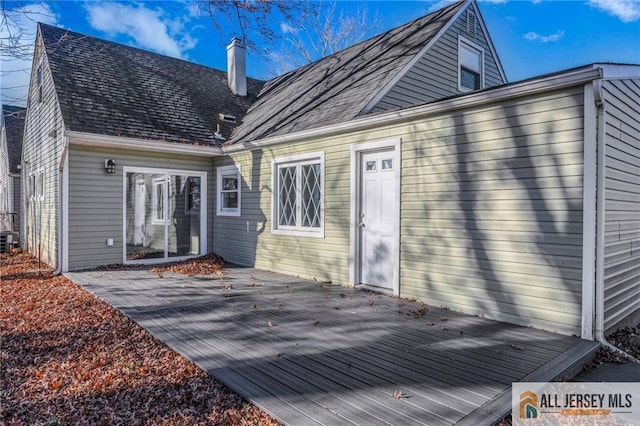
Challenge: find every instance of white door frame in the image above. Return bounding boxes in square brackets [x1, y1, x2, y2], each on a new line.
[349, 138, 401, 296]
[134, 178, 146, 246]
[122, 166, 207, 265]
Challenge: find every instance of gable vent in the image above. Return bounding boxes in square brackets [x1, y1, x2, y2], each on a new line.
[219, 113, 237, 123]
[466, 11, 477, 38]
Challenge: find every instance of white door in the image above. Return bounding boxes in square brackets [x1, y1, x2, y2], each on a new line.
[134, 179, 145, 246]
[359, 150, 397, 291]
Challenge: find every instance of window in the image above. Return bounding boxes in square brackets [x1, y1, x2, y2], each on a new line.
[29, 172, 43, 201]
[272, 152, 324, 237]
[29, 174, 35, 200]
[458, 36, 483, 91]
[216, 165, 241, 216]
[186, 176, 201, 213]
[36, 64, 44, 103]
[37, 172, 44, 199]
[152, 177, 165, 224]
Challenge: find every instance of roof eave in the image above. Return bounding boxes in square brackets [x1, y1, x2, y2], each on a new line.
[66, 130, 223, 157]
[225, 65, 603, 153]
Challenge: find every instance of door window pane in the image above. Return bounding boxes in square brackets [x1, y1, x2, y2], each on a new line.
[126, 171, 202, 261]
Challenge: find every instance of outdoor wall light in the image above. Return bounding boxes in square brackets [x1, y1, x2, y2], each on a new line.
[105, 159, 116, 174]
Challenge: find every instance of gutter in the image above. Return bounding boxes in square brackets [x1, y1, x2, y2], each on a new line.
[66, 131, 224, 157]
[592, 79, 640, 363]
[224, 66, 603, 153]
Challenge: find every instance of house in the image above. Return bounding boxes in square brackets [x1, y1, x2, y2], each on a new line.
[21, 0, 639, 340]
[0, 105, 26, 234]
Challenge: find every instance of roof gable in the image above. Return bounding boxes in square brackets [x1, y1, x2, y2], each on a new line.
[1, 105, 26, 174]
[365, 1, 507, 114]
[38, 23, 264, 146]
[230, 0, 467, 144]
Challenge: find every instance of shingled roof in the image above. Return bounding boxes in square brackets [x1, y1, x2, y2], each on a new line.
[39, 23, 264, 146]
[229, 0, 466, 144]
[2, 105, 26, 174]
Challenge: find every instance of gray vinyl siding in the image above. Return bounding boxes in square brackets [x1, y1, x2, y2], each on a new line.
[21, 38, 65, 266]
[0, 130, 10, 231]
[213, 146, 351, 282]
[371, 9, 505, 113]
[11, 175, 21, 233]
[67, 145, 214, 270]
[602, 78, 640, 331]
[216, 85, 586, 336]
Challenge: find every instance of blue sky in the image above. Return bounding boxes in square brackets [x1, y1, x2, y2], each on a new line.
[2, 0, 639, 106]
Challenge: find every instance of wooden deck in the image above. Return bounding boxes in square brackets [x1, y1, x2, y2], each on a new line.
[66, 265, 598, 426]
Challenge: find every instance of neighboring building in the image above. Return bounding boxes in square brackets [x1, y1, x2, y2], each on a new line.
[21, 0, 639, 339]
[0, 105, 26, 234]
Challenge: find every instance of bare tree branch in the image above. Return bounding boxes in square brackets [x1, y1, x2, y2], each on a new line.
[204, 0, 310, 54]
[267, 2, 382, 76]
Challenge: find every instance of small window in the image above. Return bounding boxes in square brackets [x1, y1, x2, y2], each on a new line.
[186, 177, 201, 213]
[36, 64, 44, 103]
[152, 178, 165, 224]
[272, 152, 324, 237]
[36, 172, 44, 199]
[29, 172, 43, 200]
[458, 36, 483, 92]
[366, 160, 377, 172]
[216, 165, 241, 216]
[29, 174, 35, 200]
[381, 159, 393, 170]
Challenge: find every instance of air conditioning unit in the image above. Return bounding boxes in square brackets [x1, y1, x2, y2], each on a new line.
[0, 231, 19, 253]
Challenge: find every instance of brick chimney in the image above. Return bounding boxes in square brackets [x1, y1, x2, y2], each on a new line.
[227, 38, 246, 96]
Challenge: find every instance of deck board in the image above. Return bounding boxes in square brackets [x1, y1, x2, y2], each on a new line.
[66, 265, 598, 425]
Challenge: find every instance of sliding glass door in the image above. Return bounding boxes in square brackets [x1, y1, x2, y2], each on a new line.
[124, 168, 206, 263]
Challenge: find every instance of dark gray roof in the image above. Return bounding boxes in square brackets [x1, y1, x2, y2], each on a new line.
[229, 0, 466, 144]
[39, 23, 264, 146]
[2, 105, 26, 174]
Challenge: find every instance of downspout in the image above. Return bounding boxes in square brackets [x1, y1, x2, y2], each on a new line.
[53, 136, 69, 275]
[593, 79, 640, 363]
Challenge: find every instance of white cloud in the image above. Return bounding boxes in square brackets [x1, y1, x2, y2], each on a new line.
[524, 30, 565, 43]
[589, 0, 640, 22]
[85, 3, 197, 58]
[0, 3, 59, 106]
[279, 22, 299, 35]
[428, 0, 458, 12]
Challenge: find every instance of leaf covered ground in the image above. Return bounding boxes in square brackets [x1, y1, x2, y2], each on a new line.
[0, 252, 280, 425]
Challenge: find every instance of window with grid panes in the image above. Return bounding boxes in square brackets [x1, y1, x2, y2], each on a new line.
[273, 153, 323, 236]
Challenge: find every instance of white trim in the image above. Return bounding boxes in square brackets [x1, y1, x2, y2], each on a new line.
[271, 151, 325, 238]
[458, 35, 485, 92]
[598, 64, 640, 79]
[594, 82, 607, 337]
[62, 147, 69, 272]
[362, 0, 470, 114]
[581, 83, 598, 340]
[225, 67, 603, 153]
[66, 131, 223, 157]
[151, 177, 166, 225]
[122, 166, 208, 265]
[216, 165, 241, 217]
[349, 138, 401, 296]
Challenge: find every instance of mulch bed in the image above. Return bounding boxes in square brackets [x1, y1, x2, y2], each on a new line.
[0, 252, 281, 425]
